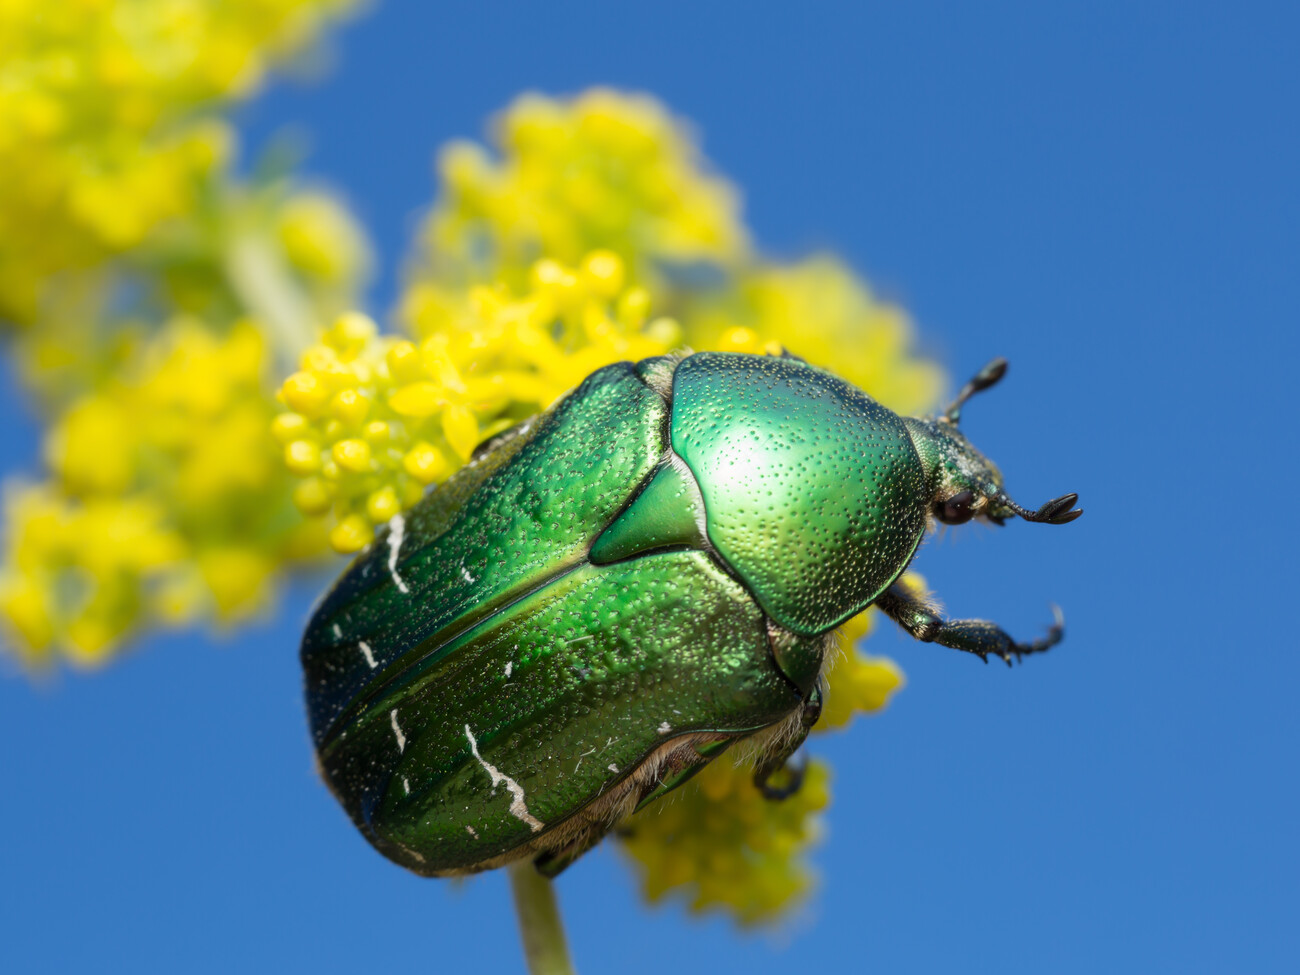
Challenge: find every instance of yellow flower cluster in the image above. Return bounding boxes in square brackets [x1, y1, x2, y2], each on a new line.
[620, 756, 832, 925]
[0, 0, 358, 323]
[276, 190, 372, 296]
[406, 90, 940, 419]
[422, 88, 747, 290]
[818, 609, 907, 731]
[0, 319, 314, 666]
[682, 256, 945, 418]
[278, 252, 681, 552]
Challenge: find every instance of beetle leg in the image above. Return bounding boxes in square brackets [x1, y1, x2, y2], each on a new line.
[876, 583, 1064, 667]
[753, 687, 822, 799]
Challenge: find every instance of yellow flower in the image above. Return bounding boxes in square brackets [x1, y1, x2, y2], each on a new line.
[818, 613, 907, 731]
[620, 755, 832, 926]
[0, 485, 185, 667]
[417, 88, 747, 292]
[276, 190, 372, 295]
[0, 0, 360, 323]
[281, 254, 682, 552]
[680, 255, 946, 417]
[1, 318, 319, 668]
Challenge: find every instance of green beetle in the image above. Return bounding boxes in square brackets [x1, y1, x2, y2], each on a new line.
[302, 351, 1081, 877]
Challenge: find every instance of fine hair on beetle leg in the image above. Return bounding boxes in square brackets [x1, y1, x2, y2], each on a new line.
[735, 706, 813, 768]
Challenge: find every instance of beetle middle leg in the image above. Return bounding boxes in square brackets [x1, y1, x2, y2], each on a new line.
[753, 687, 822, 799]
[876, 582, 1064, 667]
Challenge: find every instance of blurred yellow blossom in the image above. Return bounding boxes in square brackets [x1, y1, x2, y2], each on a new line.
[0, 319, 318, 667]
[0, 0, 359, 323]
[0, 485, 185, 666]
[419, 88, 747, 292]
[276, 190, 372, 295]
[683, 255, 945, 417]
[405, 91, 938, 420]
[280, 253, 681, 552]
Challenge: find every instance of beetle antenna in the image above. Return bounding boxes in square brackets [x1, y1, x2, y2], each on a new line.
[942, 357, 1008, 425]
[996, 491, 1083, 525]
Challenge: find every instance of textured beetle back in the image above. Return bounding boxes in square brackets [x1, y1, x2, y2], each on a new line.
[671, 353, 929, 635]
[300, 360, 804, 875]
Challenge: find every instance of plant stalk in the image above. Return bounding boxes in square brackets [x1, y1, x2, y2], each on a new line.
[508, 862, 577, 975]
[223, 230, 316, 370]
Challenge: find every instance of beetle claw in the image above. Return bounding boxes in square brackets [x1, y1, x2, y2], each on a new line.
[1009, 606, 1067, 658]
[756, 757, 807, 799]
[1036, 493, 1081, 523]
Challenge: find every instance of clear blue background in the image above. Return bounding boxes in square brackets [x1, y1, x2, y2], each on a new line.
[3, 2, 1296, 972]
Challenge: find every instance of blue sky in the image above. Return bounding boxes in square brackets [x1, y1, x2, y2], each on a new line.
[3, 2, 1297, 972]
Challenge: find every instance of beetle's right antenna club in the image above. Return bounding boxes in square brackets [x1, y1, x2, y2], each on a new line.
[942, 357, 1008, 426]
[996, 491, 1084, 525]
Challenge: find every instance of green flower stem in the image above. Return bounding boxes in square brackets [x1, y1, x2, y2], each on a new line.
[508, 862, 577, 975]
[223, 230, 316, 369]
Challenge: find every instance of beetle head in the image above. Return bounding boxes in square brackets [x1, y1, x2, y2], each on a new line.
[908, 358, 1083, 528]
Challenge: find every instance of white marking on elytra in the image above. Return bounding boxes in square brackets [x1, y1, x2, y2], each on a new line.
[574, 745, 596, 774]
[466, 825, 479, 839]
[390, 709, 407, 753]
[608, 763, 620, 774]
[386, 514, 410, 594]
[460, 564, 475, 584]
[565, 634, 594, 645]
[358, 641, 377, 669]
[399, 845, 426, 863]
[657, 721, 672, 734]
[504, 661, 513, 678]
[332, 623, 342, 639]
[465, 724, 544, 832]
[402, 777, 411, 795]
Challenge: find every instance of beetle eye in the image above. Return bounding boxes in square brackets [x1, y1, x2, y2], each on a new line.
[936, 490, 976, 525]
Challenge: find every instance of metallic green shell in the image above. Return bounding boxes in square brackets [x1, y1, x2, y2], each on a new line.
[671, 352, 929, 635]
[327, 554, 795, 874]
[302, 361, 802, 875]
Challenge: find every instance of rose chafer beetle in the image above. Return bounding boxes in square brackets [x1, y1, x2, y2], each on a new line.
[302, 351, 1081, 878]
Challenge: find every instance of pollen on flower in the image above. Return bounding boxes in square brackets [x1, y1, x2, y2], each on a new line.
[276, 257, 682, 552]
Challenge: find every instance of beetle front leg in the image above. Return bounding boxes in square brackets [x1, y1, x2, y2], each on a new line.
[753, 688, 822, 799]
[875, 583, 1064, 667]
